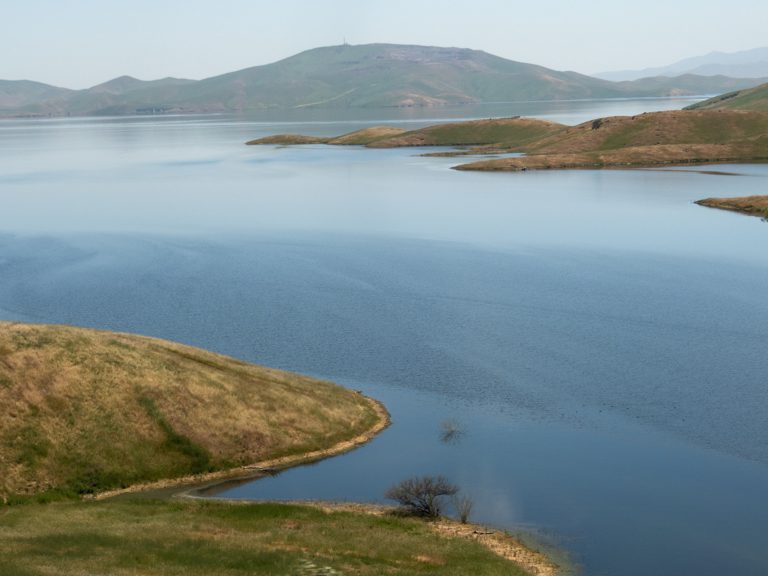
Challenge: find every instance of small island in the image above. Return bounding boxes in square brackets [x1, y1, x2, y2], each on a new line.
[0, 322, 558, 576]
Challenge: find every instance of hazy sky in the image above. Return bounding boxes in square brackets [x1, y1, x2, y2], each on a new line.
[2, 0, 767, 88]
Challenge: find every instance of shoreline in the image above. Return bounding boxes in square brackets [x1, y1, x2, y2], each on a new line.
[93, 394, 391, 501]
[694, 195, 768, 218]
[244, 110, 768, 175]
[302, 502, 564, 576]
[94, 394, 564, 575]
[452, 155, 768, 173]
[177, 498, 564, 576]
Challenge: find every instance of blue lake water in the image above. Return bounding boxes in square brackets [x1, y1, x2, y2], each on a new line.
[2, 98, 768, 575]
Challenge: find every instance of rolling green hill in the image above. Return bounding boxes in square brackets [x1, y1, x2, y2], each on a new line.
[3, 44, 767, 117]
[685, 82, 768, 111]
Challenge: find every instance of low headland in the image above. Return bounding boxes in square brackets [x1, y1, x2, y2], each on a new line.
[0, 322, 387, 502]
[694, 195, 768, 218]
[247, 109, 768, 173]
[0, 322, 559, 575]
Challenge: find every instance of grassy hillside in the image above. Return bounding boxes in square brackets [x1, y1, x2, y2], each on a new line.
[0, 500, 548, 576]
[250, 108, 768, 172]
[366, 118, 565, 148]
[88, 75, 194, 95]
[686, 82, 768, 111]
[247, 118, 565, 148]
[523, 110, 768, 154]
[245, 126, 408, 146]
[453, 110, 768, 171]
[0, 79, 72, 111]
[329, 126, 407, 145]
[3, 44, 767, 116]
[0, 322, 384, 502]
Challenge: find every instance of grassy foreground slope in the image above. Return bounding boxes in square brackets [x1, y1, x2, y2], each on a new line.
[0, 500, 539, 576]
[685, 82, 768, 111]
[0, 322, 384, 502]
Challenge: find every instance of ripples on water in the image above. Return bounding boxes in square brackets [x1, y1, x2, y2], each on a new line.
[1, 98, 767, 575]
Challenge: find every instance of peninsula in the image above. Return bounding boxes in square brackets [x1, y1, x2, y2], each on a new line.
[0, 322, 557, 575]
[247, 109, 768, 172]
[0, 322, 387, 501]
[695, 195, 768, 218]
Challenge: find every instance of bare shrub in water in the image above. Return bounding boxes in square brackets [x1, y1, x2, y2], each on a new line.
[440, 419, 465, 444]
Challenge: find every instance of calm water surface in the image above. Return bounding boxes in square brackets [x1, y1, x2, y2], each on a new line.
[1, 98, 767, 575]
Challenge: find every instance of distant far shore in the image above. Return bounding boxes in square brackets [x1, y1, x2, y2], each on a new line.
[246, 109, 768, 174]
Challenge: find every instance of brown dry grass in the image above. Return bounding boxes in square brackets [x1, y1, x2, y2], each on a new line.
[247, 110, 768, 174]
[328, 126, 407, 145]
[455, 140, 768, 172]
[0, 322, 385, 501]
[524, 110, 768, 155]
[695, 195, 768, 216]
[245, 118, 565, 149]
[455, 110, 768, 172]
[366, 118, 564, 149]
[246, 134, 330, 145]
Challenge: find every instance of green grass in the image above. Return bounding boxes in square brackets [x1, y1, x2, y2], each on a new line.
[0, 500, 529, 576]
[414, 122, 561, 146]
[686, 82, 768, 112]
[367, 118, 565, 148]
[138, 396, 213, 475]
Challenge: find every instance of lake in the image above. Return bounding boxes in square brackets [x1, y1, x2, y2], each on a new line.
[1, 97, 767, 576]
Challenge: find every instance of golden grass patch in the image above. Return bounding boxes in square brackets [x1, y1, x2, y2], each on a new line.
[0, 322, 385, 501]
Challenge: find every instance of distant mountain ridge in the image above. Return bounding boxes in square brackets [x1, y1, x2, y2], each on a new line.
[597, 47, 768, 81]
[88, 75, 195, 95]
[2, 44, 766, 117]
[0, 79, 72, 108]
